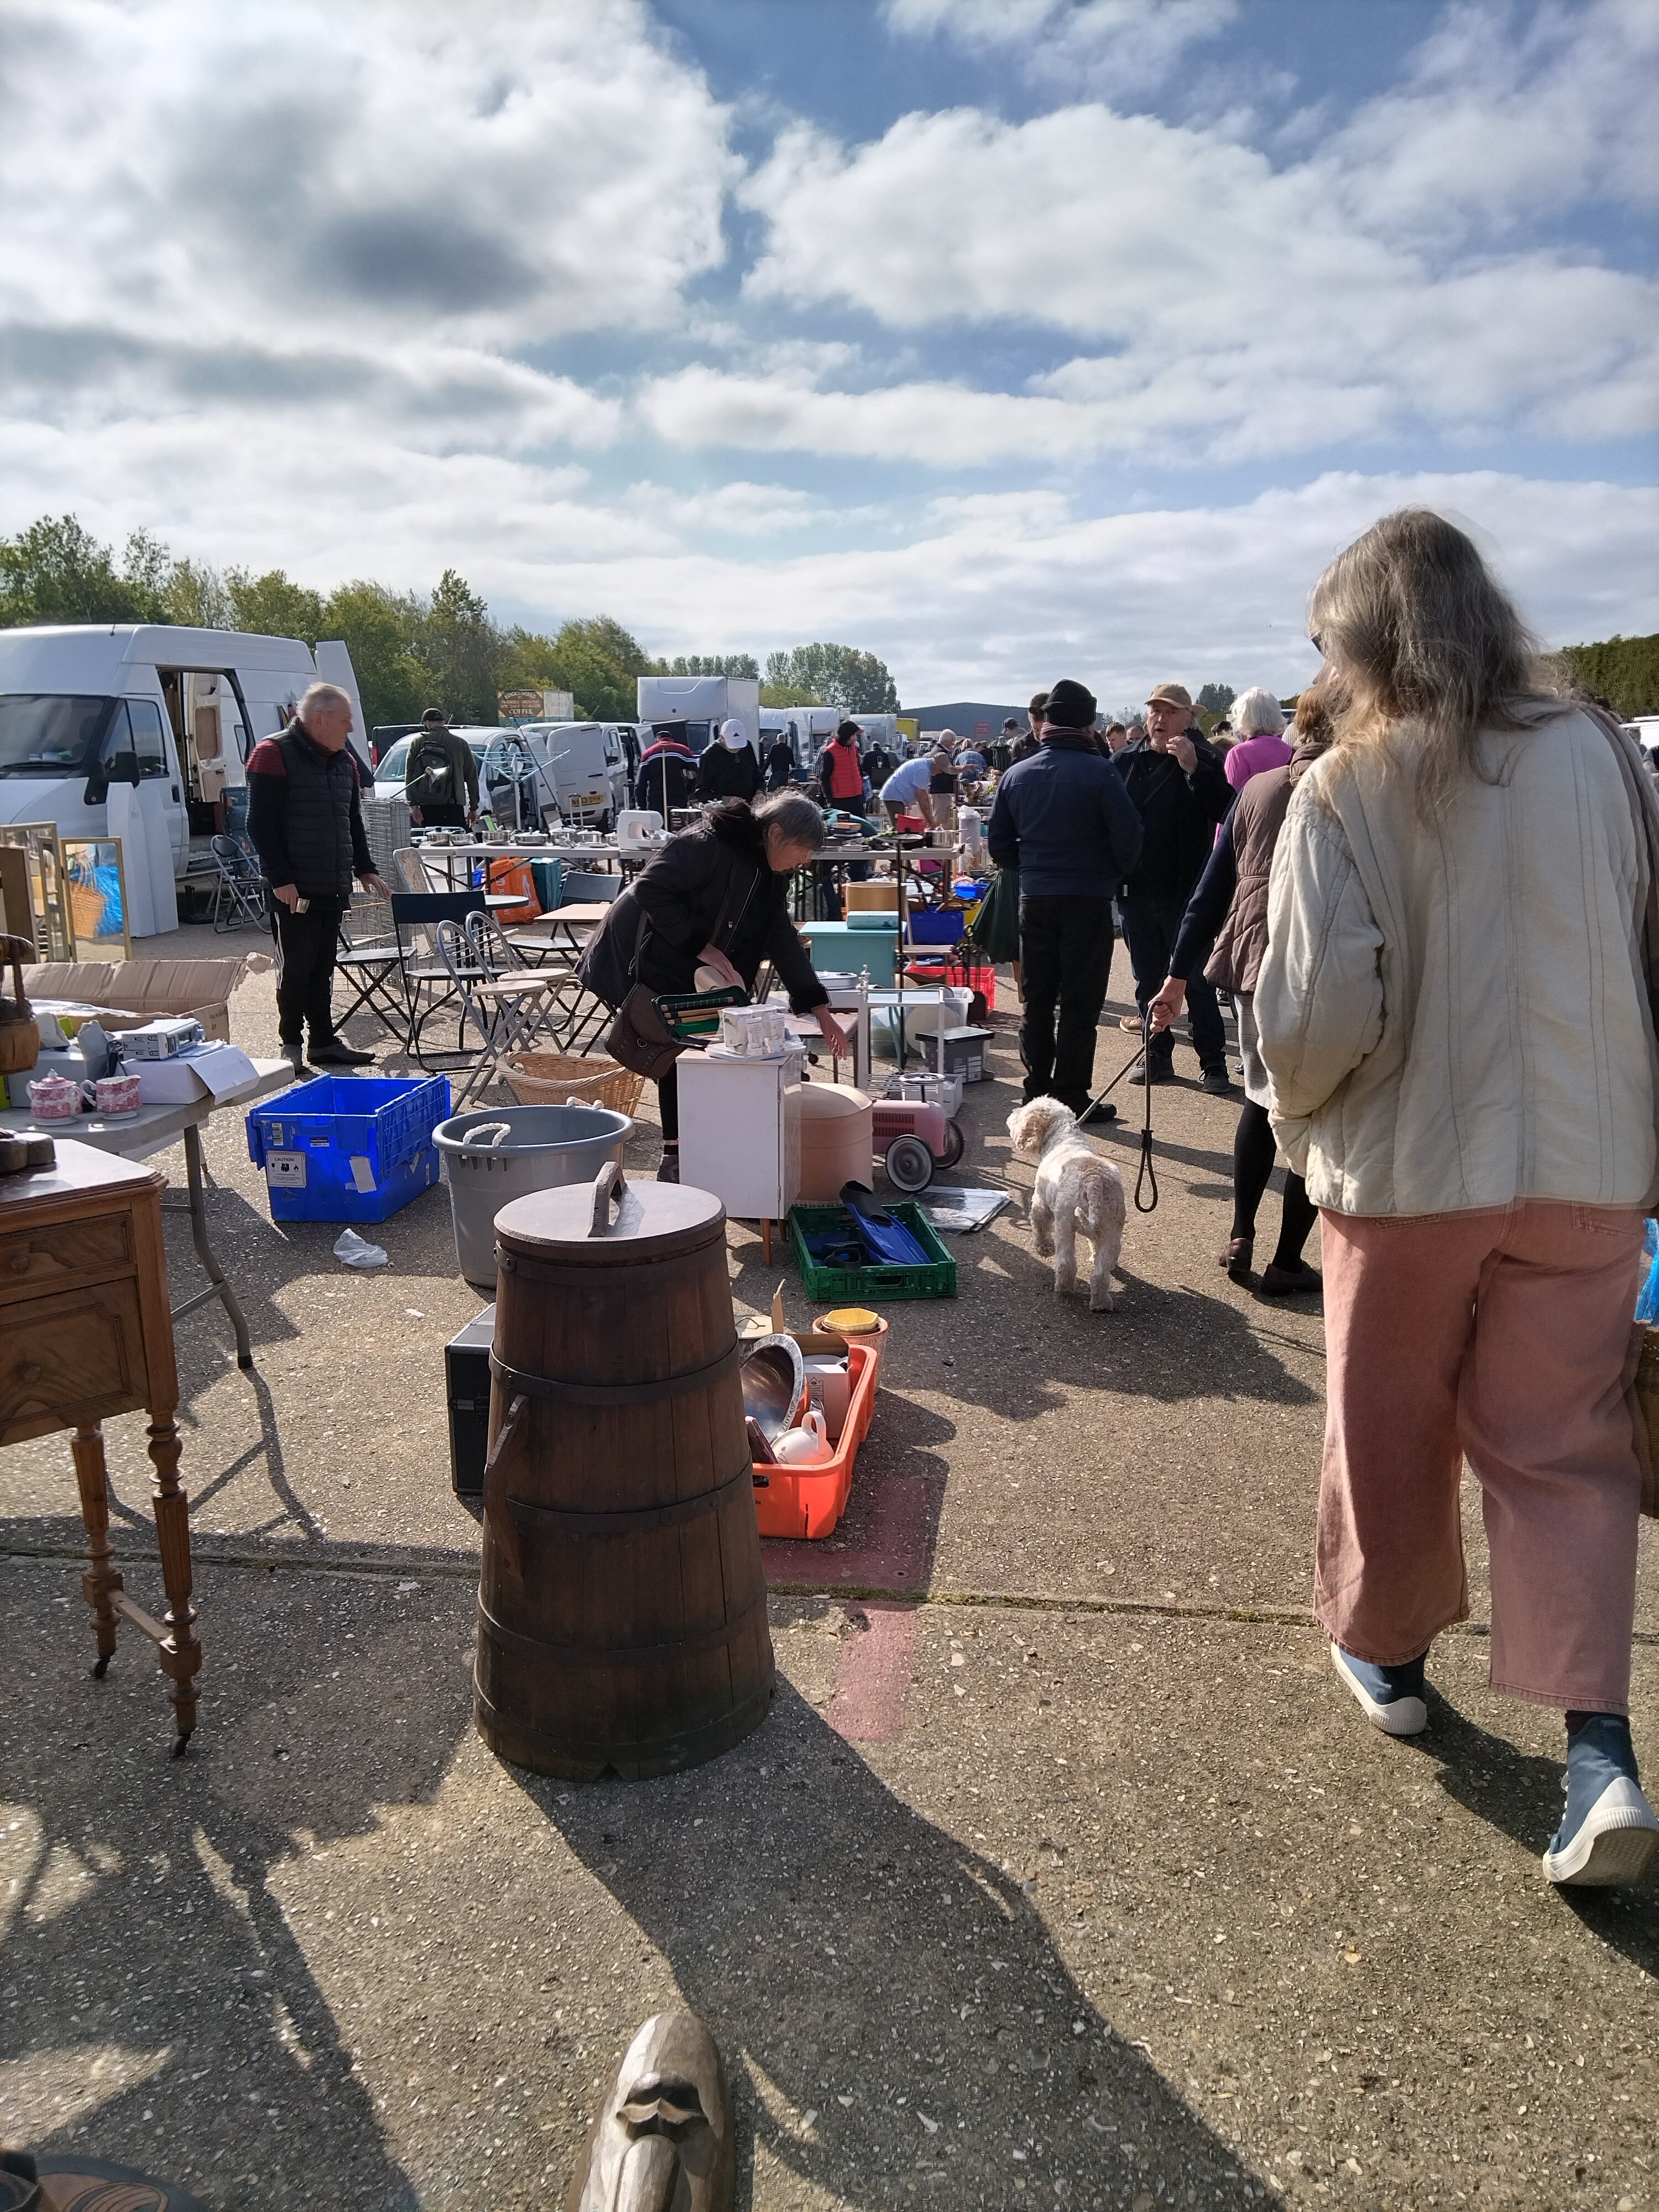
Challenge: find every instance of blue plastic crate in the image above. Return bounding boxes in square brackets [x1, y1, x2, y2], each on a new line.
[246, 1073, 451, 1223]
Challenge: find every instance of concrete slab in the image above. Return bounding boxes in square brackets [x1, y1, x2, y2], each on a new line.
[3, 1564, 1655, 2210]
[4, 933, 1657, 2208]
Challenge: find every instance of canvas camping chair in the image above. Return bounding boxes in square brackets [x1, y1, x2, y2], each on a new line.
[389, 889, 487, 1063]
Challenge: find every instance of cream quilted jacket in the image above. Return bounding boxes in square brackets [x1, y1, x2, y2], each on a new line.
[1256, 708, 1659, 1217]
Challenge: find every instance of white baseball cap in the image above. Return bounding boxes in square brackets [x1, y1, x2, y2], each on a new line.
[719, 718, 748, 748]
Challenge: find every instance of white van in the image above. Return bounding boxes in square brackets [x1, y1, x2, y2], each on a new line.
[634, 675, 761, 760]
[0, 624, 357, 917]
[515, 721, 629, 826]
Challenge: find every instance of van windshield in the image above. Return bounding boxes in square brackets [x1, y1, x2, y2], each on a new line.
[0, 693, 117, 775]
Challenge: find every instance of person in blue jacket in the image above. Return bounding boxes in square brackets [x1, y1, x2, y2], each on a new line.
[987, 679, 1143, 1122]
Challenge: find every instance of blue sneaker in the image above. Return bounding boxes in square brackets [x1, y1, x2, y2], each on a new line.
[1542, 1717, 1659, 1887]
[1331, 1642, 1428, 1736]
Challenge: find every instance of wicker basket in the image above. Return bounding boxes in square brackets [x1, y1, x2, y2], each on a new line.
[503, 1052, 646, 1118]
[0, 933, 40, 1077]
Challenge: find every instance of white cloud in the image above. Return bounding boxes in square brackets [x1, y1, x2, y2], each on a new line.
[740, 3, 1659, 464]
[883, 0, 1238, 99]
[0, 0, 735, 349]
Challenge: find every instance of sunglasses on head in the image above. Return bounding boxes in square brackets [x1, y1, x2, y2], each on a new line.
[1310, 632, 1326, 655]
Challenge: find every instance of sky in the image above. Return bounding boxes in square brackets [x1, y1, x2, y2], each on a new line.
[2, 0, 1656, 705]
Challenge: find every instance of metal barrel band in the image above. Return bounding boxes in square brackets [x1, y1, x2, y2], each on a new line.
[476, 1588, 769, 1665]
[499, 1462, 754, 1538]
[495, 1243, 717, 1288]
[488, 1338, 741, 1407]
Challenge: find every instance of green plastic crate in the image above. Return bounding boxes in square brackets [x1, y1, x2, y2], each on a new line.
[787, 1199, 958, 1301]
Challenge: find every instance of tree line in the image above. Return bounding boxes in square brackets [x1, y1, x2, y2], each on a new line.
[0, 514, 902, 729]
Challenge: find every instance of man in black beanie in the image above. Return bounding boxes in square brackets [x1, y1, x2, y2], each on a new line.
[987, 679, 1142, 1120]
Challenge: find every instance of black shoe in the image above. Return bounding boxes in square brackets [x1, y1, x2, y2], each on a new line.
[279, 1042, 312, 1078]
[1199, 1066, 1235, 1096]
[1129, 1059, 1175, 1086]
[310, 1038, 376, 1067]
[656, 1151, 680, 1184]
[1074, 1100, 1117, 1126]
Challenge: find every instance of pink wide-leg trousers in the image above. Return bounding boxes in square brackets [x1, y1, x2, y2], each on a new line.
[1317, 1202, 1646, 1713]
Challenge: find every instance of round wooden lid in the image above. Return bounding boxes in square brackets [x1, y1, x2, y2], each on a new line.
[494, 1170, 725, 1261]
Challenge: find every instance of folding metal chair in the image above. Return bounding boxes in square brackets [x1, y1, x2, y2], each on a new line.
[437, 915, 557, 1109]
[333, 896, 404, 1040]
[390, 890, 487, 1063]
[208, 832, 268, 932]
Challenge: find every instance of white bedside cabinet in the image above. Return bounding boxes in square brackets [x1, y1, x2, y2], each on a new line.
[676, 1051, 801, 1239]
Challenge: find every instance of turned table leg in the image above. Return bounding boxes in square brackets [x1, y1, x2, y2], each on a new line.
[147, 1411, 202, 1749]
[71, 1423, 124, 1678]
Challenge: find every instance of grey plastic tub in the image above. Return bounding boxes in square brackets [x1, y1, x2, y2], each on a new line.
[435, 1102, 632, 1292]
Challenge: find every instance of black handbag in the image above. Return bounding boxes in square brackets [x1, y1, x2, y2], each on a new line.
[604, 857, 754, 1079]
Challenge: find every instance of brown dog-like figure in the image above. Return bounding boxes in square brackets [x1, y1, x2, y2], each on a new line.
[566, 2011, 735, 2212]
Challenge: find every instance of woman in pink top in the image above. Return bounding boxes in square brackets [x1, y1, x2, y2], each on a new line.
[1223, 687, 1293, 791]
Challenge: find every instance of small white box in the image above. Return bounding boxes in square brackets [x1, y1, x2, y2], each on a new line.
[121, 1016, 204, 1060]
[128, 1041, 258, 1103]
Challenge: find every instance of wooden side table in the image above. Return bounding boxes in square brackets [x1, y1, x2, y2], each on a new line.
[0, 1138, 200, 1749]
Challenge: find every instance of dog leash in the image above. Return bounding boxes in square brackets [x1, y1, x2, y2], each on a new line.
[1081, 1008, 1160, 1214]
[1134, 1006, 1159, 1213]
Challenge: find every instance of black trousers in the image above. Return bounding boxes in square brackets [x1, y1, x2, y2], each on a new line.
[658, 1062, 680, 1142]
[272, 896, 348, 1047]
[1018, 894, 1114, 1108]
[415, 802, 468, 828]
[1119, 888, 1228, 1072]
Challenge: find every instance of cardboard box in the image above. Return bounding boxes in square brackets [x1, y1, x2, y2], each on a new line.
[130, 1041, 259, 1104]
[20, 957, 263, 1045]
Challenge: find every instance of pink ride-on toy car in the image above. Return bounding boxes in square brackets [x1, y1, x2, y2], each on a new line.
[869, 1098, 966, 1192]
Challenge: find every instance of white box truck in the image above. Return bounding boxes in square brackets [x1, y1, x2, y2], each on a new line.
[0, 622, 364, 935]
[635, 674, 761, 760]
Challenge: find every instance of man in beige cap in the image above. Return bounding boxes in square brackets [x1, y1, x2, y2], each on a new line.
[1114, 682, 1233, 1090]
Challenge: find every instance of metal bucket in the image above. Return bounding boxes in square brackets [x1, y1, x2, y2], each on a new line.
[434, 1103, 632, 1292]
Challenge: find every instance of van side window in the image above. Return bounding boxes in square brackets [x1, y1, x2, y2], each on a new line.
[126, 698, 170, 778]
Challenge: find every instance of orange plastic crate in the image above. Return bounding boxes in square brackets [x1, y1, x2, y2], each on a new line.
[752, 1340, 878, 1541]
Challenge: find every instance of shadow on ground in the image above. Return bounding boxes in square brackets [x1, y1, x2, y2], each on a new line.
[515, 1674, 1270, 2211]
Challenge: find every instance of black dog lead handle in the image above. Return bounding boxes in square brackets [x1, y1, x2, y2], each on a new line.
[1134, 1007, 1160, 1213]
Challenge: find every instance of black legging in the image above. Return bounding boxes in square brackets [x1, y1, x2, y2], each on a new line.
[658, 1063, 679, 1144]
[1232, 1098, 1317, 1266]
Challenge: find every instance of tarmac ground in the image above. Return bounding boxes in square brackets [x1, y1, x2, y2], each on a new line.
[2, 922, 1655, 2210]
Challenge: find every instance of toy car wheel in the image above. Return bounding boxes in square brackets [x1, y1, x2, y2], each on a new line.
[939, 1118, 966, 1170]
[884, 1133, 934, 1192]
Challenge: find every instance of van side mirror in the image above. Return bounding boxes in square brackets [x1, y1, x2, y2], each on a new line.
[85, 750, 140, 806]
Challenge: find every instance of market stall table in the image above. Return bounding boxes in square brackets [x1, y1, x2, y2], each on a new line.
[0, 1057, 295, 1371]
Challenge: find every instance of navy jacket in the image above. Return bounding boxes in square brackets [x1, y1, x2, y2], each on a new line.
[985, 732, 1144, 900]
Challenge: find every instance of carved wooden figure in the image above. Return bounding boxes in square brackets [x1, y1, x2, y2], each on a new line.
[566, 2011, 735, 2212]
[0, 1139, 201, 1747]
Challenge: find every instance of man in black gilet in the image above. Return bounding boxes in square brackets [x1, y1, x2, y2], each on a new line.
[247, 683, 392, 1074]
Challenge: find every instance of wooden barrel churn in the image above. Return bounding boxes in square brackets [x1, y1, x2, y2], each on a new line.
[475, 1161, 775, 1780]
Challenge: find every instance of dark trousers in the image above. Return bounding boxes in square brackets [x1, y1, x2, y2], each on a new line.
[1018, 895, 1113, 1108]
[1120, 889, 1227, 1071]
[658, 1063, 679, 1143]
[272, 895, 348, 1046]
[415, 802, 467, 828]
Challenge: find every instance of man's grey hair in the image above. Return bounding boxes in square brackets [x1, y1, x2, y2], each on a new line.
[298, 681, 351, 719]
[1231, 686, 1285, 737]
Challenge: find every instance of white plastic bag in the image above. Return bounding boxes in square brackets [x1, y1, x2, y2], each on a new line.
[333, 1228, 389, 1270]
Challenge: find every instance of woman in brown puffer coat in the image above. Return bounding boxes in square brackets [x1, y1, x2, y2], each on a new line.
[1144, 680, 1337, 1293]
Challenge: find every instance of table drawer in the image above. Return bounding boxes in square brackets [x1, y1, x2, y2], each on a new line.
[0, 1277, 148, 1440]
[0, 1211, 134, 1296]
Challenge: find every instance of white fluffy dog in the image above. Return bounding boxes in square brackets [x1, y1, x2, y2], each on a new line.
[1005, 1097, 1127, 1311]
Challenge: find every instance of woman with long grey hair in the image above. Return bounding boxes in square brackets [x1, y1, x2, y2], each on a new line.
[1257, 508, 1659, 1886]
